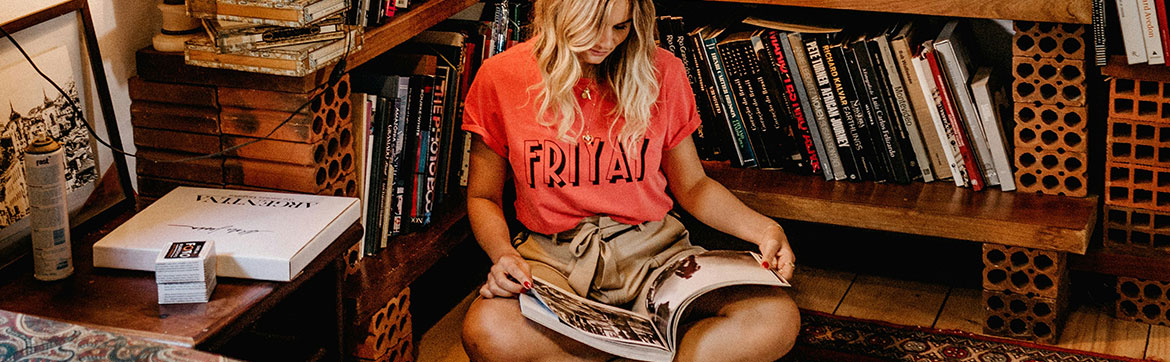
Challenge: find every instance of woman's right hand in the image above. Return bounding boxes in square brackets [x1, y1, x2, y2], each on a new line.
[480, 253, 533, 298]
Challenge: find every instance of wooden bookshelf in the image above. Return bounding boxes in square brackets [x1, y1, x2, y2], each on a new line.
[702, 0, 1092, 24]
[344, 200, 471, 332]
[135, 0, 480, 93]
[704, 161, 1098, 254]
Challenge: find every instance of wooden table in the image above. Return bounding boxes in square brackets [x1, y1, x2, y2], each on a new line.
[0, 209, 360, 359]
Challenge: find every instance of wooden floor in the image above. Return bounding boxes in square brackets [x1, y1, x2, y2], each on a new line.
[417, 266, 1170, 362]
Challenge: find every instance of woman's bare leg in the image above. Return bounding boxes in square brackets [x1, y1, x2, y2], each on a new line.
[673, 286, 800, 362]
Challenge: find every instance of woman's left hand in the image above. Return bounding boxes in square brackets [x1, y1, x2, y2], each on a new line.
[758, 224, 795, 281]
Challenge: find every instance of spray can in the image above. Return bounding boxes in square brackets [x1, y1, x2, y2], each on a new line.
[25, 135, 72, 281]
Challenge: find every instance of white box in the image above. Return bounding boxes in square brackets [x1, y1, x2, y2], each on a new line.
[93, 187, 360, 281]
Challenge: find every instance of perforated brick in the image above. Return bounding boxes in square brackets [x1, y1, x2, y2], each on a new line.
[354, 287, 412, 361]
[1106, 161, 1170, 211]
[1108, 117, 1170, 168]
[1104, 205, 1170, 256]
[983, 289, 1069, 344]
[1012, 22, 1087, 61]
[1015, 103, 1087, 154]
[1115, 277, 1170, 326]
[1109, 77, 1170, 124]
[1014, 147, 1088, 197]
[983, 243, 1068, 299]
[1013, 56, 1086, 106]
[345, 241, 362, 278]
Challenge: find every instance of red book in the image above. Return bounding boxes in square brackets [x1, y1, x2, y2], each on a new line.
[1157, 0, 1170, 64]
[924, 46, 985, 191]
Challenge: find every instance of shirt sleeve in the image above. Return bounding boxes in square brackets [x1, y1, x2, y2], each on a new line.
[461, 63, 509, 157]
[660, 55, 702, 150]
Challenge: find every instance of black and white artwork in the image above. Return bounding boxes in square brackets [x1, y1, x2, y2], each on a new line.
[530, 279, 665, 348]
[0, 46, 97, 229]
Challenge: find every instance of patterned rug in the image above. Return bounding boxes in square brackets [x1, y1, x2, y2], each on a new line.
[788, 310, 1151, 362]
[0, 310, 234, 361]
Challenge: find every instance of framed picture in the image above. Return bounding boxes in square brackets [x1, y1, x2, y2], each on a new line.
[0, 0, 135, 269]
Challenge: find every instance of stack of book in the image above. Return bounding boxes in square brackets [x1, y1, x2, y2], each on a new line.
[664, 16, 1015, 191]
[184, 0, 361, 77]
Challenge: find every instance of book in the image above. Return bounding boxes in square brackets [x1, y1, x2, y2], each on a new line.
[969, 67, 1015, 191]
[202, 16, 347, 51]
[1139, 0, 1165, 64]
[93, 187, 360, 281]
[1093, 0, 1107, 66]
[924, 42, 983, 190]
[805, 34, 862, 181]
[872, 28, 930, 182]
[1118, 0, 1149, 64]
[719, 31, 777, 169]
[890, 22, 951, 181]
[933, 21, 997, 186]
[187, 0, 349, 28]
[787, 31, 845, 181]
[184, 27, 359, 77]
[519, 250, 790, 362]
[913, 45, 966, 187]
[695, 26, 758, 168]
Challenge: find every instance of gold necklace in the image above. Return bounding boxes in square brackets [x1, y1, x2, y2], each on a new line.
[581, 85, 596, 145]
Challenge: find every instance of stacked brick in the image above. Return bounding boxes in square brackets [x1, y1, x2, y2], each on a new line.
[128, 73, 357, 208]
[354, 287, 414, 362]
[1101, 59, 1170, 326]
[981, 243, 1070, 343]
[1116, 277, 1170, 326]
[1011, 22, 1089, 197]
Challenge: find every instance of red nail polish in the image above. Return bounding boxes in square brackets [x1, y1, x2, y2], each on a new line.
[761, 261, 770, 269]
[524, 281, 532, 289]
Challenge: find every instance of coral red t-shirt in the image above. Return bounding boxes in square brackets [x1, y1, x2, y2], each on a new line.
[462, 41, 701, 234]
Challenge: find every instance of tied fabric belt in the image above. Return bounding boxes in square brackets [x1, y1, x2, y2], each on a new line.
[516, 214, 702, 305]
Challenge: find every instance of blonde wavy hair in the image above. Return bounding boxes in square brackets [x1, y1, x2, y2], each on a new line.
[530, 0, 659, 148]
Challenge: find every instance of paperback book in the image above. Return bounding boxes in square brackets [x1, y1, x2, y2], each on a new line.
[93, 187, 360, 282]
[520, 250, 789, 362]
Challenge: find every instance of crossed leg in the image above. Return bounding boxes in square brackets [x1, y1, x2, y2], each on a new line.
[462, 282, 799, 362]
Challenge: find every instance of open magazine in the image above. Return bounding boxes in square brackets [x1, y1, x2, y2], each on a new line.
[519, 250, 790, 362]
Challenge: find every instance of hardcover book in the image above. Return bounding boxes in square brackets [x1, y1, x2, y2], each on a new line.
[93, 187, 360, 281]
[520, 251, 789, 362]
[187, 0, 348, 28]
[203, 16, 346, 51]
[184, 26, 359, 77]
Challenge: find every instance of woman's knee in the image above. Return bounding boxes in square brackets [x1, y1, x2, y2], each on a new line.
[462, 297, 527, 360]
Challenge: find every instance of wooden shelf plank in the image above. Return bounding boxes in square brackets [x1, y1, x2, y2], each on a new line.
[345, 0, 482, 72]
[1070, 249, 1170, 281]
[702, 0, 1091, 24]
[344, 201, 471, 328]
[704, 161, 1097, 254]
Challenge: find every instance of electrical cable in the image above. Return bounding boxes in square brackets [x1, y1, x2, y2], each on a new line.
[0, 22, 353, 164]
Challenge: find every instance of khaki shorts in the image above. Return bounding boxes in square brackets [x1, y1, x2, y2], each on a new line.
[514, 213, 705, 306]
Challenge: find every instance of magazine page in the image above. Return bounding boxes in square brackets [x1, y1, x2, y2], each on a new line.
[519, 277, 673, 362]
[638, 250, 790, 350]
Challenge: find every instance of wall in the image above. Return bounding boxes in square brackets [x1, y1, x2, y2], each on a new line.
[2, 0, 157, 191]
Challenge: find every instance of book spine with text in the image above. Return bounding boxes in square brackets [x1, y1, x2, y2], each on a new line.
[825, 41, 873, 181]
[912, 48, 965, 186]
[850, 39, 905, 183]
[891, 25, 951, 180]
[843, 41, 892, 182]
[701, 33, 758, 167]
[721, 39, 777, 168]
[789, 32, 845, 180]
[688, 31, 733, 162]
[1119, 0, 1150, 64]
[925, 46, 983, 190]
[875, 33, 931, 182]
[806, 36, 861, 181]
[776, 31, 827, 177]
[1140, 0, 1165, 64]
